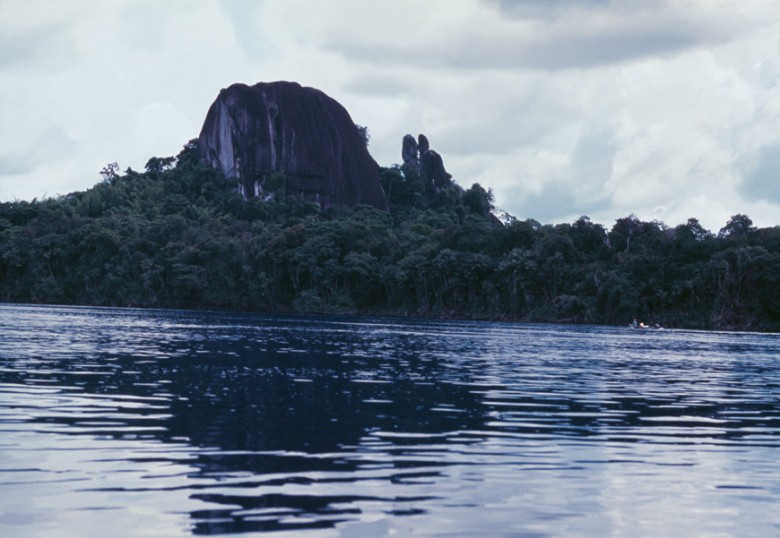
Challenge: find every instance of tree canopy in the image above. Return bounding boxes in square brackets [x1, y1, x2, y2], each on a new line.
[1, 139, 778, 332]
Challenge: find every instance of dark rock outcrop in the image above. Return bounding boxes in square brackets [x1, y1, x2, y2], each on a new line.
[401, 134, 418, 166]
[401, 133, 452, 197]
[198, 81, 387, 210]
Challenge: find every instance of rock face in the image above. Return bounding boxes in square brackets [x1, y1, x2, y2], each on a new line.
[198, 81, 387, 210]
[401, 133, 452, 197]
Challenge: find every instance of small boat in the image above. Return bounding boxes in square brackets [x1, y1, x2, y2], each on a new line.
[628, 319, 662, 330]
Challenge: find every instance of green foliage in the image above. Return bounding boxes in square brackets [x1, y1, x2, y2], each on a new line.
[355, 124, 370, 146]
[718, 214, 756, 240]
[462, 183, 494, 215]
[100, 162, 120, 184]
[1, 144, 779, 332]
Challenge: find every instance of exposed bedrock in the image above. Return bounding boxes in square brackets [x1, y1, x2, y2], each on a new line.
[401, 133, 452, 197]
[198, 81, 387, 210]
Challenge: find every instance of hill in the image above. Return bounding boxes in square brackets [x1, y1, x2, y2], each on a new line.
[1, 139, 779, 331]
[198, 81, 387, 210]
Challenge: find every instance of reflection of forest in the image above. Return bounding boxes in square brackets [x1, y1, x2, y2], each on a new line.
[157, 324, 489, 535]
[5, 306, 780, 535]
[163, 337, 486, 457]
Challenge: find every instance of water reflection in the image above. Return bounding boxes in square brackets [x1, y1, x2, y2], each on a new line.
[1, 305, 780, 536]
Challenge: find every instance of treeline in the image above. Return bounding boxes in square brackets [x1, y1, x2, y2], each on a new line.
[1, 140, 779, 331]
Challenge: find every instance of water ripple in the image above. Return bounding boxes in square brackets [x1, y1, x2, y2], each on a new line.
[2, 304, 780, 536]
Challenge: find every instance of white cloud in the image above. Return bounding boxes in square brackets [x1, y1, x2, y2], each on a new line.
[1, 0, 779, 233]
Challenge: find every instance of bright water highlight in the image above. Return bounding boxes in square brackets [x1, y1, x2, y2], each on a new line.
[1, 304, 779, 536]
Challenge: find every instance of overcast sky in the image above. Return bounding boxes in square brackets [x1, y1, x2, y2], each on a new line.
[2, 0, 779, 232]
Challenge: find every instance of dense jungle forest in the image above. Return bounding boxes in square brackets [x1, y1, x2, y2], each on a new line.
[1, 140, 779, 331]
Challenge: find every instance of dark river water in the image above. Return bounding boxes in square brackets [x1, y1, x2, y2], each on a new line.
[1, 304, 780, 537]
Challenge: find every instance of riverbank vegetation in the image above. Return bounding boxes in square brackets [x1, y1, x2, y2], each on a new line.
[1, 140, 779, 331]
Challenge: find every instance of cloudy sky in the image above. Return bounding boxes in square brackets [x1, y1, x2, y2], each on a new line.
[2, 0, 779, 232]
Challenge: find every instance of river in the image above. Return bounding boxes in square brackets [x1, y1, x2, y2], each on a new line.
[1, 304, 779, 536]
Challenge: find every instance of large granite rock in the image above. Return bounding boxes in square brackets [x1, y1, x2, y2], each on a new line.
[198, 81, 387, 210]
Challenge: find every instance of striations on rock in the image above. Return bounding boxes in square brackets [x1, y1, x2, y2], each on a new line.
[198, 81, 388, 210]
